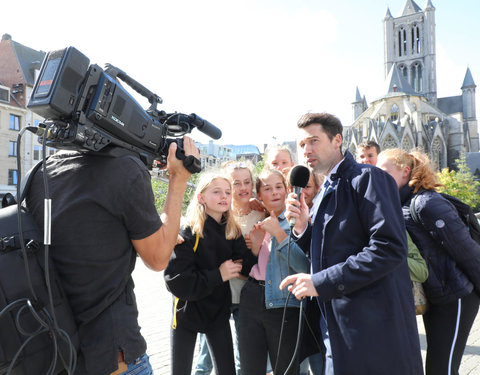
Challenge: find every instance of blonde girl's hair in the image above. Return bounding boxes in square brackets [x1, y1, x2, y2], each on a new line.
[221, 160, 254, 182]
[378, 148, 444, 193]
[255, 168, 287, 196]
[185, 172, 242, 240]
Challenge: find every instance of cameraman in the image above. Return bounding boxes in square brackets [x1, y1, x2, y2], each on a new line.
[26, 137, 199, 375]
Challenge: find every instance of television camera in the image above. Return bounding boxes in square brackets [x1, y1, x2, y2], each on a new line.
[27, 47, 221, 172]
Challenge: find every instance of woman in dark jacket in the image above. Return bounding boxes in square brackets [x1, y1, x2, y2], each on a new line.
[377, 148, 480, 375]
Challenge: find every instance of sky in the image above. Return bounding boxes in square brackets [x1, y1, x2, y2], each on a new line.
[2, 0, 479, 151]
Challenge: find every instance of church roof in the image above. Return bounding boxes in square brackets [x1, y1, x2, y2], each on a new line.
[402, 0, 422, 16]
[437, 96, 463, 115]
[384, 63, 415, 95]
[462, 67, 476, 89]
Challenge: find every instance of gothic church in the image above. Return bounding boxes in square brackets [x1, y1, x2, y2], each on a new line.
[343, 0, 478, 170]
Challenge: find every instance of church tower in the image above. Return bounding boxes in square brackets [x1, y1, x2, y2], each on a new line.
[384, 0, 437, 105]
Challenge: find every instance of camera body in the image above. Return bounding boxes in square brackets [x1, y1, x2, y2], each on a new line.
[28, 47, 220, 169]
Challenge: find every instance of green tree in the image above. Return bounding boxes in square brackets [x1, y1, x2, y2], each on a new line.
[151, 172, 199, 216]
[252, 155, 265, 178]
[437, 153, 480, 210]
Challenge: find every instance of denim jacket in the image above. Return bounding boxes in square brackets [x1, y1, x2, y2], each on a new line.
[264, 211, 310, 309]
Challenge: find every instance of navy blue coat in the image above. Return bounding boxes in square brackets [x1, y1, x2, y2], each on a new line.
[298, 151, 423, 375]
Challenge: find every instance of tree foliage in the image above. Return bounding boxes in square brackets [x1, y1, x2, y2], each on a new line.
[151, 172, 199, 215]
[437, 153, 480, 211]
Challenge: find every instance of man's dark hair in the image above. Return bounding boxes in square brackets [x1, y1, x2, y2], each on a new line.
[297, 113, 343, 141]
[358, 140, 381, 155]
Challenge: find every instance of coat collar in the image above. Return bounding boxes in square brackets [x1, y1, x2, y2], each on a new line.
[330, 150, 355, 181]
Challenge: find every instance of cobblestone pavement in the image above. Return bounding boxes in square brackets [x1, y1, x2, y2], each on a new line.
[133, 261, 480, 375]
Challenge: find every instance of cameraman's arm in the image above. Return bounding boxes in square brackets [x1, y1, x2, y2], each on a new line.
[132, 136, 198, 271]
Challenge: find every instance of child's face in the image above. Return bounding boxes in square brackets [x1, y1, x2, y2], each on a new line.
[230, 169, 253, 205]
[198, 178, 232, 219]
[257, 174, 286, 213]
[302, 174, 320, 209]
[357, 147, 378, 166]
[268, 150, 294, 176]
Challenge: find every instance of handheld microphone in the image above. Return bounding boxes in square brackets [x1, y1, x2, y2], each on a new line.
[288, 165, 310, 227]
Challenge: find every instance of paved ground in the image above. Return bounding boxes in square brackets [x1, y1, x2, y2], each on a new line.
[132, 261, 480, 375]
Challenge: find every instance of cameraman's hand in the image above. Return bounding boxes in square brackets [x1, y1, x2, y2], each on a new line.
[167, 136, 199, 181]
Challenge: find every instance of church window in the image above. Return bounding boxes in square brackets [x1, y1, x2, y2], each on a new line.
[399, 64, 408, 79]
[403, 29, 407, 54]
[402, 136, 412, 151]
[398, 31, 402, 57]
[416, 26, 421, 53]
[382, 135, 398, 150]
[390, 104, 399, 122]
[411, 62, 423, 92]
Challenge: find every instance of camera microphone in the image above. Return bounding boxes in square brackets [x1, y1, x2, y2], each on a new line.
[188, 114, 222, 140]
[288, 165, 310, 227]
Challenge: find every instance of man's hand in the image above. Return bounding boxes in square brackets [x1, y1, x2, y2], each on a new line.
[167, 136, 200, 181]
[279, 273, 318, 300]
[285, 192, 309, 235]
[219, 259, 243, 281]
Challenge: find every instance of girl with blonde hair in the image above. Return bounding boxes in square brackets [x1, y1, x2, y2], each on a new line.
[164, 173, 260, 375]
[377, 148, 480, 375]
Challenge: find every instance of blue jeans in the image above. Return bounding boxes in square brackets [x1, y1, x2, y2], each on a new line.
[118, 354, 153, 375]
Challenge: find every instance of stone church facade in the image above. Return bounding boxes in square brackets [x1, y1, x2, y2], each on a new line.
[343, 0, 478, 171]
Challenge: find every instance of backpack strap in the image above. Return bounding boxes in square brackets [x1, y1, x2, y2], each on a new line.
[409, 193, 421, 225]
[172, 233, 200, 330]
[20, 160, 44, 202]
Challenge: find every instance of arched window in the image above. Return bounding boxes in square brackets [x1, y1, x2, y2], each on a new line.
[416, 26, 421, 53]
[403, 29, 407, 55]
[382, 135, 398, 150]
[390, 104, 399, 122]
[411, 62, 423, 92]
[398, 31, 402, 57]
[399, 64, 408, 79]
[402, 136, 412, 151]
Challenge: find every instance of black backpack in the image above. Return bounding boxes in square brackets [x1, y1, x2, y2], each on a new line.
[410, 190, 480, 245]
[0, 162, 78, 375]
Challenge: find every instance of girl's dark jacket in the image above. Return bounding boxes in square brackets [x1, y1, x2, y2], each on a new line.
[164, 215, 256, 333]
[400, 184, 480, 304]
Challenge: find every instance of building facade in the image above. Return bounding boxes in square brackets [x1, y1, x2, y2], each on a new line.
[0, 34, 47, 198]
[344, 0, 478, 171]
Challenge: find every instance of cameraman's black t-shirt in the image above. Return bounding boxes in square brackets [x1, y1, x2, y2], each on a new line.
[26, 151, 162, 375]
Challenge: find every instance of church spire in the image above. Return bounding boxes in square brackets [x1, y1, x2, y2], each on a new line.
[385, 7, 392, 19]
[355, 86, 362, 102]
[402, 0, 422, 16]
[462, 67, 476, 89]
[424, 0, 435, 10]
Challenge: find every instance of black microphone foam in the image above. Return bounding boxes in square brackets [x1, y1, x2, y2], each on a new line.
[289, 165, 310, 189]
[288, 165, 310, 227]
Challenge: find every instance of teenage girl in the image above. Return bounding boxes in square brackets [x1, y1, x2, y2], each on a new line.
[238, 168, 310, 375]
[377, 149, 480, 375]
[164, 173, 260, 375]
[265, 145, 295, 177]
[194, 161, 266, 374]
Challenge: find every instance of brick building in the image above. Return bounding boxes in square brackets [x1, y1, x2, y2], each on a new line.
[0, 33, 48, 198]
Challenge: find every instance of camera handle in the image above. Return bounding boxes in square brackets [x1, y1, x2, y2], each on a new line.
[104, 63, 163, 110]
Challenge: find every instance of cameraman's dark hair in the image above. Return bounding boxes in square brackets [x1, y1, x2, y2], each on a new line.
[297, 113, 343, 141]
[358, 140, 380, 154]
